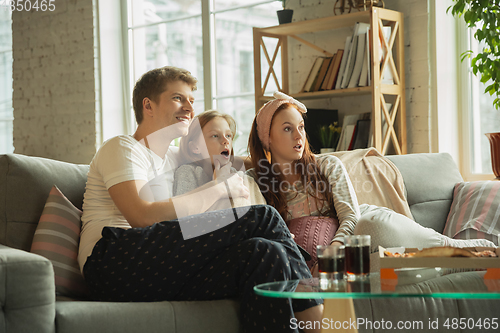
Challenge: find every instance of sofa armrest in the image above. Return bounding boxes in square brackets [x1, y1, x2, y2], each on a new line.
[0, 244, 55, 333]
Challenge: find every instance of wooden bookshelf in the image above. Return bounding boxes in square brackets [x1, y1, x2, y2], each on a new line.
[253, 8, 407, 155]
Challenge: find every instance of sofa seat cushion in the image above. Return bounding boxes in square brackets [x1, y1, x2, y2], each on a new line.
[443, 181, 500, 245]
[31, 185, 89, 299]
[55, 299, 241, 333]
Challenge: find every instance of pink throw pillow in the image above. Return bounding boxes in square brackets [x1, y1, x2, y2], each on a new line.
[286, 216, 339, 269]
[31, 185, 89, 298]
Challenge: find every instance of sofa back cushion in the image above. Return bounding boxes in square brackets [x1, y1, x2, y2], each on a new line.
[386, 153, 463, 233]
[0, 154, 89, 252]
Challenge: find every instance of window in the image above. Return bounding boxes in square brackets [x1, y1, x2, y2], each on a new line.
[125, 0, 281, 154]
[459, 24, 500, 180]
[0, 10, 13, 154]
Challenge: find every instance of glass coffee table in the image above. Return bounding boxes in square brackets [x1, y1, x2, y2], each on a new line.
[254, 268, 500, 333]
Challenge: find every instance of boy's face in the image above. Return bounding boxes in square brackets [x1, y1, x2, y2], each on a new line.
[148, 80, 195, 137]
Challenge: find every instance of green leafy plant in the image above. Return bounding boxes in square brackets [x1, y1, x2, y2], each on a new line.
[318, 122, 341, 149]
[449, 0, 500, 109]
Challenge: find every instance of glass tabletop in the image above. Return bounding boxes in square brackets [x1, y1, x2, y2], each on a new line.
[254, 268, 500, 299]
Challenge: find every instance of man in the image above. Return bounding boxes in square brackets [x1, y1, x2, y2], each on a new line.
[79, 66, 323, 333]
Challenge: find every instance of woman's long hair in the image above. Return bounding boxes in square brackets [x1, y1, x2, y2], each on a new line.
[248, 103, 335, 221]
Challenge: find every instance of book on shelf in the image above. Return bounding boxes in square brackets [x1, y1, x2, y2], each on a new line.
[311, 56, 333, 92]
[358, 29, 371, 87]
[336, 112, 370, 151]
[326, 49, 344, 90]
[366, 28, 371, 85]
[347, 124, 358, 150]
[341, 22, 370, 89]
[340, 34, 358, 89]
[301, 57, 323, 92]
[347, 32, 366, 88]
[352, 119, 371, 150]
[321, 52, 337, 91]
[335, 36, 352, 90]
[380, 26, 394, 85]
[342, 124, 356, 151]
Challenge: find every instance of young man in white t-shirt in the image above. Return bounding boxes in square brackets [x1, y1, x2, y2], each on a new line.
[80, 66, 323, 333]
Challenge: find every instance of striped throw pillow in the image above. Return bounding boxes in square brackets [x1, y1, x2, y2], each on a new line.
[443, 181, 500, 245]
[31, 185, 89, 298]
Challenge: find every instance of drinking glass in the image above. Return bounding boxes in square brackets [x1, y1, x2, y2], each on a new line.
[344, 235, 371, 281]
[316, 244, 345, 289]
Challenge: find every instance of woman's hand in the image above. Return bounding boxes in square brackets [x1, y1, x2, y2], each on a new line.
[330, 240, 344, 247]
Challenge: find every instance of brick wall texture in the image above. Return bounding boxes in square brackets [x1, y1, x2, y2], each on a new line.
[12, 0, 97, 164]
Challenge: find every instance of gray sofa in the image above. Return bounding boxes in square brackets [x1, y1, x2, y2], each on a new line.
[0, 152, 498, 333]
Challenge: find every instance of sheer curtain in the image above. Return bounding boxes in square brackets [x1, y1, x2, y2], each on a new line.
[0, 10, 13, 153]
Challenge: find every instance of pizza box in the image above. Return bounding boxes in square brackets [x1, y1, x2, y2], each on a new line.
[379, 246, 500, 269]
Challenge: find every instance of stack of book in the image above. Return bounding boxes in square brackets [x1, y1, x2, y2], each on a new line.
[335, 112, 371, 152]
[300, 50, 344, 92]
[334, 103, 394, 152]
[300, 21, 394, 92]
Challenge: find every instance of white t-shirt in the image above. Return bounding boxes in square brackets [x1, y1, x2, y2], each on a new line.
[78, 135, 181, 272]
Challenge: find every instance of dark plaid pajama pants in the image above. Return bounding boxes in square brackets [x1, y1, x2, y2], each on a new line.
[83, 205, 322, 333]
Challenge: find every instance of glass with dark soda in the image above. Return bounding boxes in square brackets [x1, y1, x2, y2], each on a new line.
[345, 235, 370, 281]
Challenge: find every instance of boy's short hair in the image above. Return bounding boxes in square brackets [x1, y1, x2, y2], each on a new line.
[132, 66, 198, 124]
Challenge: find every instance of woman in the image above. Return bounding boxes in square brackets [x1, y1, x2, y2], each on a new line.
[247, 91, 496, 271]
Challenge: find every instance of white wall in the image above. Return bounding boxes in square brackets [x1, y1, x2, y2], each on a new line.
[12, 0, 97, 164]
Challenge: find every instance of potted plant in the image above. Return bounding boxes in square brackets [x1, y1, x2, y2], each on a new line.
[277, 0, 293, 25]
[450, 1, 500, 178]
[485, 133, 500, 179]
[319, 122, 341, 153]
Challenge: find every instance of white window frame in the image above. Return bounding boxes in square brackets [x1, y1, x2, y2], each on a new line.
[122, 0, 278, 135]
[0, 11, 13, 154]
[431, 0, 494, 181]
[457, 14, 495, 181]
